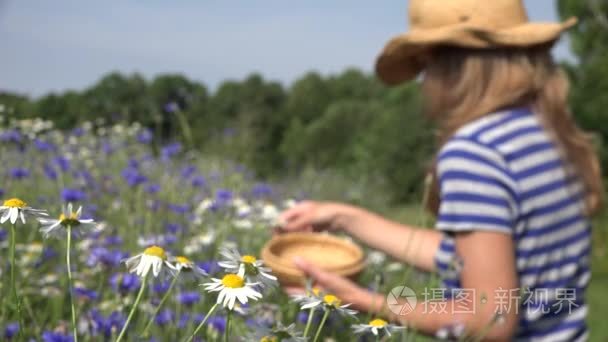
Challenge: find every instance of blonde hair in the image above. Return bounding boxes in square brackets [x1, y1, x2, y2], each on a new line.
[423, 44, 604, 215]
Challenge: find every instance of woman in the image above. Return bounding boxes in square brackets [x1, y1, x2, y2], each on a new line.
[278, 0, 603, 340]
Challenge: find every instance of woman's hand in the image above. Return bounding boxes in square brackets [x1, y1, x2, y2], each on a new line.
[277, 201, 354, 233]
[285, 257, 385, 313]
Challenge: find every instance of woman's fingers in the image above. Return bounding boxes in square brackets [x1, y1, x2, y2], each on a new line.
[284, 286, 307, 296]
[279, 201, 314, 221]
[278, 201, 318, 231]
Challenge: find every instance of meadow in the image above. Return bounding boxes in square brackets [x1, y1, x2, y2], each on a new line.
[0, 116, 606, 341]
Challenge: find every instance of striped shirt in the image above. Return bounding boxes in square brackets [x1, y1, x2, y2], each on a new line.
[433, 108, 590, 341]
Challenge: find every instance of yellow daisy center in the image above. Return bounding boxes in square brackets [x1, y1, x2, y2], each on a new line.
[59, 213, 80, 226]
[3, 198, 27, 208]
[176, 256, 191, 265]
[260, 336, 277, 342]
[144, 246, 167, 260]
[241, 255, 257, 264]
[221, 274, 245, 288]
[323, 294, 341, 306]
[307, 286, 321, 297]
[369, 318, 388, 328]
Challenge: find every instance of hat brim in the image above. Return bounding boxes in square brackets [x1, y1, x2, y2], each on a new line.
[375, 17, 578, 85]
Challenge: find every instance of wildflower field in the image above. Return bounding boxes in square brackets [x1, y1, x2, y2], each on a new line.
[1, 117, 607, 342]
[0, 117, 434, 342]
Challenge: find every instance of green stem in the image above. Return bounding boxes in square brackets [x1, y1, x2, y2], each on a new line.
[303, 307, 316, 337]
[66, 225, 78, 342]
[174, 109, 193, 148]
[141, 270, 180, 337]
[312, 309, 330, 342]
[9, 223, 16, 308]
[116, 277, 147, 342]
[185, 303, 218, 342]
[9, 223, 24, 339]
[224, 309, 232, 342]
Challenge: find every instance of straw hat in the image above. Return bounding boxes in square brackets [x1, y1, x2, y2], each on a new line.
[375, 0, 578, 85]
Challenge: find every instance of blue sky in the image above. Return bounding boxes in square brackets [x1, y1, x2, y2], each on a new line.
[0, 0, 572, 97]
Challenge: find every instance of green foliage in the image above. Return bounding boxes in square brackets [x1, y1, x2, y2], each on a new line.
[2, 69, 435, 203]
[558, 0, 608, 175]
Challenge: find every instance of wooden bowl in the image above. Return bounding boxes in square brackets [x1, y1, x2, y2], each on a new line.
[261, 232, 365, 286]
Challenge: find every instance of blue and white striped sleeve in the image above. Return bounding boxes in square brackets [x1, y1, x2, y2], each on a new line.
[435, 138, 518, 234]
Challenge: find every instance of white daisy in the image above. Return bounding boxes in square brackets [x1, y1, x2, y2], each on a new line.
[167, 255, 208, 278]
[38, 203, 97, 239]
[300, 293, 358, 318]
[218, 247, 277, 287]
[124, 246, 172, 278]
[290, 282, 323, 305]
[202, 273, 262, 310]
[352, 318, 405, 337]
[259, 203, 280, 224]
[0, 198, 48, 224]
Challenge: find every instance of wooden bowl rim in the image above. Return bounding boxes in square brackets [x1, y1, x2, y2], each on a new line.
[261, 232, 365, 275]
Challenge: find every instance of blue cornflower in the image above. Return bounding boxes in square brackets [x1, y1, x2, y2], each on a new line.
[177, 291, 200, 306]
[0, 129, 22, 143]
[52, 156, 70, 172]
[167, 203, 190, 214]
[198, 260, 220, 275]
[101, 249, 128, 267]
[71, 127, 85, 137]
[145, 183, 161, 194]
[191, 175, 206, 188]
[121, 166, 148, 187]
[89, 309, 106, 337]
[0, 229, 6, 242]
[155, 309, 174, 325]
[103, 235, 123, 246]
[178, 313, 190, 329]
[127, 158, 139, 168]
[34, 247, 58, 268]
[207, 316, 227, 334]
[215, 189, 233, 203]
[77, 170, 95, 187]
[43, 163, 58, 180]
[109, 273, 141, 294]
[108, 311, 126, 334]
[9, 167, 30, 179]
[34, 139, 55, 151]
[153, 281, 171, 294]
[102, 140, 114, 154]
[161, 142, 182, 160]
[41, 331, 74, 342]
[90, 310, 126, 338]
[75, 287, 99, 301]
[165, 223, 182, 234]
[60, 188, 86, 202]
[297, 311, 309, 325]
[164, 102, 180, 113]
[87, 247, 110, 267]
[4, 322, 19, 339]
[137, 129, 153, 144]
[180, 165, 197, 178]
[252, 183, 273, 198]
